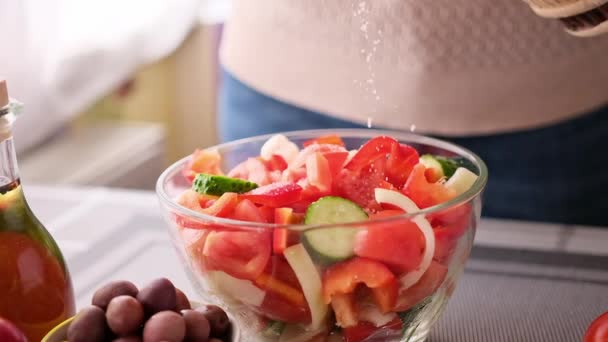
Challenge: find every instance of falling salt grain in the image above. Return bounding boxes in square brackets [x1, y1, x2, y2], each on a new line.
[367, 117, 373, 128]
[410, 124, 417, 132]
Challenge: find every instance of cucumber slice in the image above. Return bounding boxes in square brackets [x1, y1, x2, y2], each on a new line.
[262, 320, 285, 338]
[302, 227, 360, 264]
[192, 173, 258, 196]
[304, 196, 368, 225]
[303, 197, 368, 264]
[420, 154, 458, 179]
[444, 167, 478, 195]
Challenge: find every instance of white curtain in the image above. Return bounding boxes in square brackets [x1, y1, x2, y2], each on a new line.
[0, 0, 203, 153]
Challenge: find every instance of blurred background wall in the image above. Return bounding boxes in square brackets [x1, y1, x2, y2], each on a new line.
[1, 0, 230, 190]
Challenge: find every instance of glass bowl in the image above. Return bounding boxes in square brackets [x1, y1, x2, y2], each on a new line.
[156, 129, 488, 342]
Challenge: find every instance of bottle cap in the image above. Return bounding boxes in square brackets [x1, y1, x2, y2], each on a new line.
[0, 80, 8, 108]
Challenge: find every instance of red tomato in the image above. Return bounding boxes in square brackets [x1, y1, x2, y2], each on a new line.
[258, 206, 275, 223]
[402, 164, 457, 209]
[227, 158, 272, 185]
[323, 151, 349, 176]
[259, 155, 288, 172]
[343, 318, 402, 342]
[354, 220, 424, 275]
[425, 167, 443, 183]
[345, 136, 399, 172]
[303, 134, 346, 147]
[395, 261, 448, 311]
[287, 200, 314, 214]
[584, 311, 608, 342]
[182, 149, 224, 182]
[306, 152, 333, 193]
[259, 292, 311, 324]
[203, 230, 271, 280]
[256, 256, 311, 323]
[334, 160, 386, 211]
[429, 203, 472, 240]
[229, 199, 267, 223]
[368, 210, 405, 220]
[433, 229, 458, 265]
[385, 144, 419, 189]
[241, 182, 303, 207]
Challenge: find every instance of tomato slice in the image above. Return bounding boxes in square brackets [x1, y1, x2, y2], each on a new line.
[259, 291, 311, 324]
[227, 157, 272, 186]
[343, 318, 403, 342]
[323, 151, 349, 177]
[584, 311, 608, 342]
[354, 219, 424, 275]
[182, 149, 224, 182]
[433, 228, 458, 265]
[303, 134, 346, 147]
[385, 144, 419, 189]
[402, 164, 457, 209]
[429, 203, 472, 239]
[368, 210, 405, 220]
[306, 152, 332, 193]
[334, 160, 386, 211]
[241, 182, 303, 207]
[395, 261, 447, 311]
[203, 230, 271, 280]
[345, 136, 399, 172]
[229, 199, 267, 223]
[260, 155, 288, 172]
[256, 256, 311, 323]
[425, 167, 443, 183]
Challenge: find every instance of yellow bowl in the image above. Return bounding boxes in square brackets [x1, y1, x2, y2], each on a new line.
[42, 302, 240, 342]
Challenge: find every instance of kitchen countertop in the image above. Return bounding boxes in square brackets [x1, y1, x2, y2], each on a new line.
[25, 185, 608, 342]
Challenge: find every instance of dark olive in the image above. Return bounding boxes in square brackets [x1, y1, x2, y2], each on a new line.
[92, 280, 138, 310]
[106, 295, 145, 336]
[196, 305, 230, 337]
[182, 309, 211, 341]
[67, 306, 107, 342]
[175, 288, 191, 311]
[137, 278, 177, 315]
[143, 311, 186, 342]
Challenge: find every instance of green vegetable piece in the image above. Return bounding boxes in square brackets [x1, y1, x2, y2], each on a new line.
[262, 320, 285, 338]
[303, 196, 368, 265]
[192, 173, 258, 196]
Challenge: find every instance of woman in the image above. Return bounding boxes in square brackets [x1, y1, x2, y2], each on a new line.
[217, 0, 608, 226]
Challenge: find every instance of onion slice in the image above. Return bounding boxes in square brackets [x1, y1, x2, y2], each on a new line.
[374, 188, 436, 291]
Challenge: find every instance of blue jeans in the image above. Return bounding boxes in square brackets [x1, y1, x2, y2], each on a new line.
[219, 70, 608, 226]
